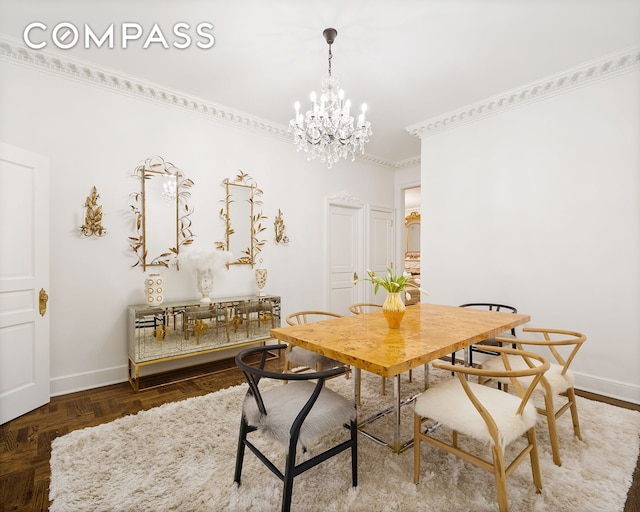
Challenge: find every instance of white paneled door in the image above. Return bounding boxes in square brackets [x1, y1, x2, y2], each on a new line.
[328, 202, 364, 315]
[0, 142, 50, 424]
[328, 201, 396, 314]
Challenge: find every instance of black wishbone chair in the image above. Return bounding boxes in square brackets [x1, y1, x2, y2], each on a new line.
[451, 303, 519, 368]
[234, 344, 357, 512]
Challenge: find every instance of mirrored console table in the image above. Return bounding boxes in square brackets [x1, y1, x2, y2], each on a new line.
[127, 295, 281, 391]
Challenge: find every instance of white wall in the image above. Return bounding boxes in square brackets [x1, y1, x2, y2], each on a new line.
[0, 60, 395, 394]
[419, 69, 640, 403]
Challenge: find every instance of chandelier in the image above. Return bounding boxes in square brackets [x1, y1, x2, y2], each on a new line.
[289, 28, 372, 168]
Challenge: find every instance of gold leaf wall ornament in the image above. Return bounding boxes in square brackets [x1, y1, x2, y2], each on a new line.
[80, 186, 107, 237]
[216, 171, 267, 267]
[274, 209, 290, 244]
[128, 156, 195, 269]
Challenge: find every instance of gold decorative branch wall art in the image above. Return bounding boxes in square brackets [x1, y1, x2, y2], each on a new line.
[215, 170, 267, 267]
[128, 156, 195, 269]
[274, 209, 290, 244]
[80, 186, 107, 237]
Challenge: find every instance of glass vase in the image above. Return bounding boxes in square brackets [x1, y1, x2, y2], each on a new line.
[382, 292, 406, 329]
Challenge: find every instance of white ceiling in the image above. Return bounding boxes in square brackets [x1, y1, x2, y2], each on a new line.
[1, 0, 639, 164]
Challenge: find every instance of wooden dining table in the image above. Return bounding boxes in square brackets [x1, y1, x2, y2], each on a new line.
[270, 302, 531, 453]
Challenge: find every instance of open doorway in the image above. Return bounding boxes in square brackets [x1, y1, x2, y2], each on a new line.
[403, 186, 421, 304]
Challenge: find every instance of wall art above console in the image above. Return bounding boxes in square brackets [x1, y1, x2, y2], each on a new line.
[216, 170, 267, 267]
[128, 156, 195, 270]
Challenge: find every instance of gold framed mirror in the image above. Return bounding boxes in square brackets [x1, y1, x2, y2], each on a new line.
[216, 171, 266, 266]
[405, 212, 420, 256]
[129, 156, 194, 269]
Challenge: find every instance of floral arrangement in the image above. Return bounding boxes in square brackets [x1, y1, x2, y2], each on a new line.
[174, 246, 233, 302]
[357, 268, 429, 301]
[175, 245, 233, 272]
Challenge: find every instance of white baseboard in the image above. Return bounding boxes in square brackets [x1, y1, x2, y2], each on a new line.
[48, 349, 250, 397]
[50, 365, 128, 397]
[49, 362, 640, 406]
[575, 372, 640, 405]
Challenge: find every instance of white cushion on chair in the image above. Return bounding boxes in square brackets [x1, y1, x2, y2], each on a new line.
[287, 346, 343, 370]
[481, 355, 574, 395]
[243, 381, 355, 450]
[414, 379, 538, 448]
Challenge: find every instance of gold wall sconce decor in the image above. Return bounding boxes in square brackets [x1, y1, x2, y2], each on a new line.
[80, 186, 107, 237]
[274, 209, 290, 244]
[129, 156, 195, 269]
[216, 170, 267, 267]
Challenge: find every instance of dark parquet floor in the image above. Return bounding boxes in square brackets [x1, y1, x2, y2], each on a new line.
[1, 356, 639, 512]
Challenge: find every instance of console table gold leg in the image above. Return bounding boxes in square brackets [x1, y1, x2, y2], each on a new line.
[128, 359, 140, 392]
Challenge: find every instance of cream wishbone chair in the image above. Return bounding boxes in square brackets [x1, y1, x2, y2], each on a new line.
[348, 303, 381, 315]
[348, 302, 413, 395]
[480, 327, 586, 466]
[414, 346, 550, 512]
[284, 311, 348, 378]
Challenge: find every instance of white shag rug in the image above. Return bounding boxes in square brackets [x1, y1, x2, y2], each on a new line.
[49, 369, 640, 512]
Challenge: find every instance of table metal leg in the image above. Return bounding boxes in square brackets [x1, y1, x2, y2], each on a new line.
[464, 346, 471, 380]
[392, 374, 402, 452]
[357, 370, 423, 454]
[423, 363, 430, 390]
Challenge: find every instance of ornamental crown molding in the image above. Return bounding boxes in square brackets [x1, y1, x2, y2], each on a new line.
[406, 45, 640, 138]
[0, 34, 409, 169]
[0, 34, 290, 140]
[392, 156, 421, 169]
[357, 151, 417, 169]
